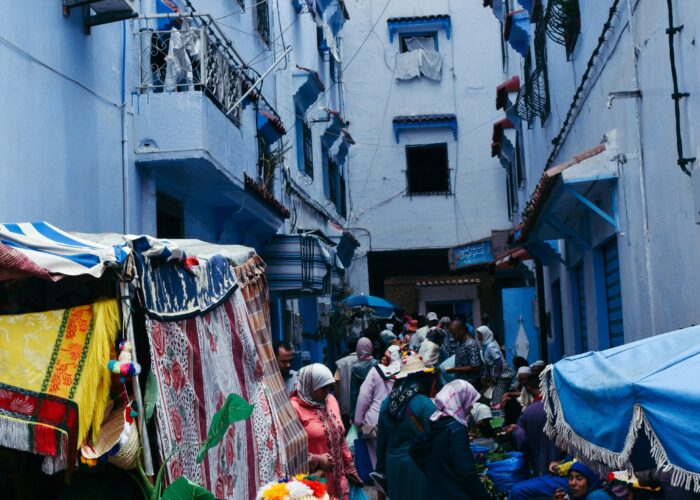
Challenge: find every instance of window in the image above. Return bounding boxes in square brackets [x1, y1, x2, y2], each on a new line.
[339, 174, 347, 218]
[395, 33, 442, 81]
[156, 191, 184, 238]
[256, 0, 270, 44]
[603, 239, 624, 347]
[258, 135, 274, 192]
[328, 156, 338, 203]
[399, 32, 437, 53]
[296, 117, 314, 178]
[506, 165, 517, 220]
[316, 24, 327, 55]
[405, 143, 450, 195]
[515, 132, 525, 188]
[545, 0, 581, 60]
[329, 55, 339, 84]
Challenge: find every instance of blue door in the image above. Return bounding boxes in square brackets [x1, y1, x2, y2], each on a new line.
[549, 280, 564, 363]
[574, 264, 588, 353]
[501, 287, 540, 364]
[603, 239, 624, 347]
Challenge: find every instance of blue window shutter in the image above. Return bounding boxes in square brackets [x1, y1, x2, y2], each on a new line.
[295, 117, 305, 172]
[603, 239, 624, 347]
[322, 145, 331, 198]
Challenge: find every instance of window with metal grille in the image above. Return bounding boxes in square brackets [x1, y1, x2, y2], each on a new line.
[339, 175, 347, 217]
[545, 0, 581, 60]
[302, 120, 314, 178]
[506, 172, 516, 220]
[574, 264, 588, 352]
[515, 132, 525, 188]
[603, 239, 624, 347]
[328, 156, 338, 203]
[256, 0, 270, 45]
[515, 18, 550, 126]
[405, 143, 450, 195]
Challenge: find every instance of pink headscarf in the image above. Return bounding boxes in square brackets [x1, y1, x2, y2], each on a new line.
[430, 380, 481, 427]
[356, 337, 374, 361]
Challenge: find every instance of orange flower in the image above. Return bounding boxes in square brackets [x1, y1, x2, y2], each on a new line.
[301, 479, 326, 498]
[261, 482, 289, 500]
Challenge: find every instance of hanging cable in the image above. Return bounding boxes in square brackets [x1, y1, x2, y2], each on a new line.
[665, 0, 695, 176]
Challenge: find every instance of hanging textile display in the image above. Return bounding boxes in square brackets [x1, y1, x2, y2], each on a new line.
[0, 300, 119, 472]
[146, 290, 286, 499]
[234, 255, 308, 475]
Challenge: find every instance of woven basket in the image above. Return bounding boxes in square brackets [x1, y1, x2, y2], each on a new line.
[81, 406, 140, 470]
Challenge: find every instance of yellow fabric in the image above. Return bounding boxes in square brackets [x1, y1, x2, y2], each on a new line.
[0, 299, 119, 449]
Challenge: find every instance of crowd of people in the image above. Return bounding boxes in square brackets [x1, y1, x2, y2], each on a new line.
[272, 314, 691, 500]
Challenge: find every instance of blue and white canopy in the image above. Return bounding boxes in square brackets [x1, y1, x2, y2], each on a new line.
[542, 325, 700, 492]
[0, 221, 130, 281]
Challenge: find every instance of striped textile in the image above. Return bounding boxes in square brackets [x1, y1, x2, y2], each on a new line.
[262, 234, 337, 296]
[0, 222, 130, 281]
[234, 256, 308, 475]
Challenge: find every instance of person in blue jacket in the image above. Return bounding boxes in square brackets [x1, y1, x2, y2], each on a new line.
[374, 351, 436, 500]
[411, 379, 489, 499]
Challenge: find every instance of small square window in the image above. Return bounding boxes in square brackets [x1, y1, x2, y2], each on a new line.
[399, 32, 437, 53]
[405, 143, 450, 195]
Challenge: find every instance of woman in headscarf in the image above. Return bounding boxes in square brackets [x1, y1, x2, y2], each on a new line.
[476, 325, 514, 404]
[553, 461, 609, 499]
[353, 345, 400, 469]
[374, 351, 436, 500]
[411, 380, 489, 499]
[349, 337, 378, 420]
[290, 364, 363, 499]
[500, 366, 534, 425]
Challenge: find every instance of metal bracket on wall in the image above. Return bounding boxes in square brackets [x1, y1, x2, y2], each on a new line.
[63, 0, 137, 35]
[544, 214, 591, 251]
[563, 185, 618, 230]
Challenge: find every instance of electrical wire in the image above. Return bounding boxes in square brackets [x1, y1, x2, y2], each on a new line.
[214, 0, 269, 21]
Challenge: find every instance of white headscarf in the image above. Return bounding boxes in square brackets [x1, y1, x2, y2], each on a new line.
[477, 325, 502, 366]
[379, 345, 401, 378]
[296, 363, 335, 407]
[430, 380, 481, 428]
[418, 340, 441, 368]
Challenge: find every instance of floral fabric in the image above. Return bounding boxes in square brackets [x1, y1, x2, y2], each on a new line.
[147, 291, 285, 499]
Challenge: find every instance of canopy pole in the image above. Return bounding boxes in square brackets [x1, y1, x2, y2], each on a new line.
[120, 282, 154, 476]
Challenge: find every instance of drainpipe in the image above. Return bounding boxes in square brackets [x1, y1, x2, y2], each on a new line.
[121, 20, 130, 233]
[626, 0, 656, 333]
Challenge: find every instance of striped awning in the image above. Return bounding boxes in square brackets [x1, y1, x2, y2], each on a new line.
[0, 221, 130, 281]
[262, 234, 343, 297]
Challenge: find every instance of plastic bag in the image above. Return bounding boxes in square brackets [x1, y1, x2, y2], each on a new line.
[486, 451, 529, 492]
[354, 438, 373, 484]
[349, 485, 369, 500]
[439, 355, 456, 386]
[345, 425, 358, 453]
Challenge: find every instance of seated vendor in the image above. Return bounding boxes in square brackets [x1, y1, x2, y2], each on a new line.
[470, 401, 495, 438]
[554, 462, 611, 499]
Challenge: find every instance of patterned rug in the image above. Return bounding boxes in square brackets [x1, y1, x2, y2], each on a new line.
[147, 290, 286, 499]
[0, 300, 119, 471]
[234, 256, 308, 475]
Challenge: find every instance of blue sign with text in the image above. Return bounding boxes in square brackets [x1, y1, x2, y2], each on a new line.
[450, 240, 494, 270]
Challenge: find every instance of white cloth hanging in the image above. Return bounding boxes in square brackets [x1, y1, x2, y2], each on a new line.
[164, 28, 193, 91]
[394, 37, 442, 81]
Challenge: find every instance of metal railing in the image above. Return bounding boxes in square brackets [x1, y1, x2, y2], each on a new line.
[137, 13, 246, 125]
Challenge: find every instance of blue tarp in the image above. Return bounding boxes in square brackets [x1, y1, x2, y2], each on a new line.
[542, 325, 700, 492]
[344, 295, 402, 319]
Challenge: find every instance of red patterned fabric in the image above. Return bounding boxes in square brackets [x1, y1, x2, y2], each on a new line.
[234, 256, 308, 475]
[147, 290, 286, 498]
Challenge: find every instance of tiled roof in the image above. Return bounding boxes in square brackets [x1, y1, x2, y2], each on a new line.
[504, 9, 526, 40]
[295, 64, 326, 93]
[517, 143, 606, 243]
[259, 110, 287, 136]
[496, 76, 520, 110]
[244, 174, 291, 219]
[393, 114, 456, 124]
[491, 118, 514, 157]
[387, 14, 450, 23]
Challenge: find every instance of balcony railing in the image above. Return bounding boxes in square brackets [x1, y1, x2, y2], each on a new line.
[137, 14, 247, 125]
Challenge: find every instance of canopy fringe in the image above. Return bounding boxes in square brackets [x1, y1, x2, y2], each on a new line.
[542, 365, 700, 493]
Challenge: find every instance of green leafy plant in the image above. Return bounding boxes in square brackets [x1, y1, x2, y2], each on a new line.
[144, 393, 254, 500]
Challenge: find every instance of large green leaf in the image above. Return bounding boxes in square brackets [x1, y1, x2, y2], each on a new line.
[161, 477, 214, 500]
[195, 393, 253, 464]
[144, 370, 158, 422]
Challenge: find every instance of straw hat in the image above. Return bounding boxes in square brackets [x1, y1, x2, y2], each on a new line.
[81, 404, 140, 470]
[394, 350, 435, 379]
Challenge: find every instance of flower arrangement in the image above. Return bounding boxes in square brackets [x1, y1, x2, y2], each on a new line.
[257, 475, 329, 500]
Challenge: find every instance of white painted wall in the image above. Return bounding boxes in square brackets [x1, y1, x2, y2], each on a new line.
[342, 0, 512, 282]
[499, 0, 700, 355]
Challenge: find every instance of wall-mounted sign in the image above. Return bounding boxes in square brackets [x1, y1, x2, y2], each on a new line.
[449, 240, 494, 270]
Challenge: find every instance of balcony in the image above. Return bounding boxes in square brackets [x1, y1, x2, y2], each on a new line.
[134, 14, 288, 239]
